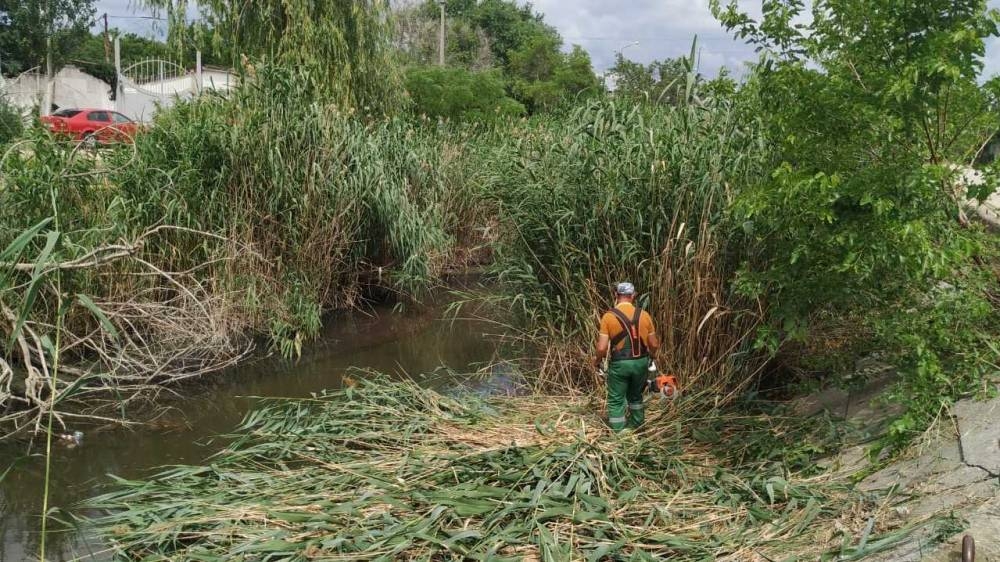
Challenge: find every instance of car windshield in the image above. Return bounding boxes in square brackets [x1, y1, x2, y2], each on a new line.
[52, 109, 82, 118]
[111, 112, 133, 123]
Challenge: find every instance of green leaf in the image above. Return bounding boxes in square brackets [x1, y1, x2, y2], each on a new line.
[77, 294, 120, 341]
[11, 230, 59, 345]
[0, 218, 52, 262]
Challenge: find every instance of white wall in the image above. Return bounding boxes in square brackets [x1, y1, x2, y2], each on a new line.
[2, 65, 113, 114]
[2, 64, 236, 121]
[52, 66, 114, 110]
[117, 68, 237, 122]
[2, 69, 46, 112]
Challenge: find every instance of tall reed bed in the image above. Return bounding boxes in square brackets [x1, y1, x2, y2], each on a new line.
[482, 99, 771, 396]
[0, 65, 487, 434]
[85, 376, 937, 561]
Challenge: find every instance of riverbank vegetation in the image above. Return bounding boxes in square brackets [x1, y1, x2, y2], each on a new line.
[0, 62, 487, 434]
[0, 0, 998, 447]
[1, 0, 998, 557]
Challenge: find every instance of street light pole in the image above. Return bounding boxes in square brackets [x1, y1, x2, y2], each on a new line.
[438, 0, 446, 66]
[616, 41, 640, 60]
[606, 41, 639, 93]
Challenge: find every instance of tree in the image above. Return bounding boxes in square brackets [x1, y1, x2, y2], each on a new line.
[713, 0, 1000, 445]
[395, 2, 494, 69]
[141, 0, 401, 112]
[395, 0, 600, 114]
[468, 0, 551, 66]
[555, 45, 601, 99]
[608, 54, 695, 105]
[508, 33, 562, 83]
[713, 0, 1000, 174]
[397, 0, 560, 73]
[509, 36, 599, 111]
[712, 0, 1000, 311]
[0, 0, 96, 75]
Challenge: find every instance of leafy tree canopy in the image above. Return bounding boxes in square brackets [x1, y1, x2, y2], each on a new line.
[713, 0, 1000, 446]
[141, 0, 402, 112]
[397, 0, 600, 114]
[712, 0, 1000, 316]
[0, 0, 96, 75]
[609, 54, 698, 105]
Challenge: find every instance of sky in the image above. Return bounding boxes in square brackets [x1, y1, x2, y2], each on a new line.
[94, 0, 1000, 79]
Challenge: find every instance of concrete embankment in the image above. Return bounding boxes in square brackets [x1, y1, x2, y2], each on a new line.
[797, 369, 1000, 561]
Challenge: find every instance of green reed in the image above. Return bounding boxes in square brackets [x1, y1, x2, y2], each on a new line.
[476, 95, 772, 395]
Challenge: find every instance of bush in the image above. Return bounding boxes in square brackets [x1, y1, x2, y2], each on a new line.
[405, 66, 524, 122]
[0, 97, 24, 145]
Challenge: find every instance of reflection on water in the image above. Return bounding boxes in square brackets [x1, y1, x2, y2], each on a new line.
[0, 302, 504, 561]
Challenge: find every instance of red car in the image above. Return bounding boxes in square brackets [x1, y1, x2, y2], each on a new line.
[41, 108, 141, 144]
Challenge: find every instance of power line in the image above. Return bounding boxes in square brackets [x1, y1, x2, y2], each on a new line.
[562, 36, 748, 43]
[105, 14, 169, 21]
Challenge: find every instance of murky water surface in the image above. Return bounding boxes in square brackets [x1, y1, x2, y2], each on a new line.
[0, 301, 504, 561]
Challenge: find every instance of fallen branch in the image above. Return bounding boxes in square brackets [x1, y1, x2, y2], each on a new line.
[0, 226, 256, 437]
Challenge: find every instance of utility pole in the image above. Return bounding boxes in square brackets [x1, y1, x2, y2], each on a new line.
[438, 0, 446, 66]
[42, 0, 54, 116]
[114, 35, 121, 112]
[103, 13, 111, 63]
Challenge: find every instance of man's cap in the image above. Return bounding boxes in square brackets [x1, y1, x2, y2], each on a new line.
[615, 282, 636, 296]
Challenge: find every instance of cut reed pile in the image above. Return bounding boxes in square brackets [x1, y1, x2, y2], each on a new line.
[86, 376, 941, 561]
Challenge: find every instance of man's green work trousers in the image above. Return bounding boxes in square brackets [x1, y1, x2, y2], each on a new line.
[607, 357, 648, 431]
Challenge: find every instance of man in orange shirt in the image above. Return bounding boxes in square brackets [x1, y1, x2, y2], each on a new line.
[592, 282, 660, 431]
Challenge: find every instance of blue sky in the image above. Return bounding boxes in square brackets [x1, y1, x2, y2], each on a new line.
[94, 0, 1000, 79]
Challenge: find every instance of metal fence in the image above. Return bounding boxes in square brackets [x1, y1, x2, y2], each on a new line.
[115, 37, 203, 122]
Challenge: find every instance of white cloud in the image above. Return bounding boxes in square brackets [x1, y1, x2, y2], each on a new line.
[529, 0, 753, 76]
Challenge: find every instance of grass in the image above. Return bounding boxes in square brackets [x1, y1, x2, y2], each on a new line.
[84, 374, 947, 561]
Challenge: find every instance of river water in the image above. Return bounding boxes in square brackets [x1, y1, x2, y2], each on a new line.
[0, 301, 506, 561]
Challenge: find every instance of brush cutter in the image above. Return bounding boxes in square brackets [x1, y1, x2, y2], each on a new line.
[647, 373, 679, 400]
[644, 362, 679, 400]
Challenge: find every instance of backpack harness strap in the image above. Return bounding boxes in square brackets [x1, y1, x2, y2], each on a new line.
[608, 306, 647, 362]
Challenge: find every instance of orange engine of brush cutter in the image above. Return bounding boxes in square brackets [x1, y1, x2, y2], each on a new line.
[653, 374, 679, 398]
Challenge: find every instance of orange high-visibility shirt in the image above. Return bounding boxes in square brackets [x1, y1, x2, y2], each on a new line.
[599, 303, 656, 353]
